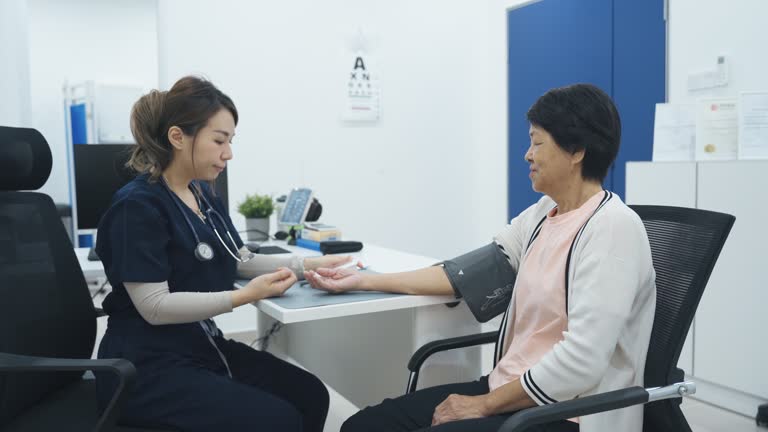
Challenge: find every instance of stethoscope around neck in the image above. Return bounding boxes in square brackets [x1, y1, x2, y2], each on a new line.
[160, 177, 253, 263]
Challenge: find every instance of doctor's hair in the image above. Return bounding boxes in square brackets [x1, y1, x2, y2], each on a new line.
[526, 83, 621, 183]
[127, 76, 238, 181]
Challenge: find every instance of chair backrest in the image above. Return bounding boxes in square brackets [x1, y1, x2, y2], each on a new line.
[630, 205, 735, 432]
[0, 126, 96, 425]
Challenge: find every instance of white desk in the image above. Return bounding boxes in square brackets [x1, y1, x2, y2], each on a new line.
[75, 243, 482, 412]
[253, 243, 461, 323]
[75, 247, 105, 282]
[248, 243, 481, 411]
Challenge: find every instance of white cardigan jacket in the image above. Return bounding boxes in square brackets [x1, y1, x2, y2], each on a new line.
[494, 192, 656, 432]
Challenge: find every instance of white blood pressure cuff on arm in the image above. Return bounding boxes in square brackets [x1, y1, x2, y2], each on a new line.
[439, 243, 516, 323]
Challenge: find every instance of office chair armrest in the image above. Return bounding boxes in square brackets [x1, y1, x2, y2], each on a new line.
[0, 352, 136, 432]
[408, 331, 499, 372]
[406, 331, 498, 394]
[497, 382, 696, 432]
[0, 352, 133, 375]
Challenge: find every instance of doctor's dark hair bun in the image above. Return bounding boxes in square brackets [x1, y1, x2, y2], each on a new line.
[127, 76, 238, 180]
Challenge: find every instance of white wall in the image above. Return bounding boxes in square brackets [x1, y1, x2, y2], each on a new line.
[668, 0, 768, 103]
[13, 0, 764, 257]
[27, 0, 159, 204]
[0, 0, 32, 128]
[470, 0, 540, 245]
[157, 0, 496, 259]
[7, 0, 527, 257]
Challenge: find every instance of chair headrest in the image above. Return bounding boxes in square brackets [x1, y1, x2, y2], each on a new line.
[0, 126, 52, 191]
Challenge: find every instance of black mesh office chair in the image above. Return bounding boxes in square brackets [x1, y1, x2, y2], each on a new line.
[406, 204, 735, 432]
[0, 126, 170, 432]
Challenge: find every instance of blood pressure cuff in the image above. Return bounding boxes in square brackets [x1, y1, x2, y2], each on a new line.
[439, 243, 516, 323]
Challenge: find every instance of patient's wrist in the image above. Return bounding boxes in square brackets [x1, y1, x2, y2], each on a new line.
[359, 273, 376, 291]
[478, 393, 498, 417]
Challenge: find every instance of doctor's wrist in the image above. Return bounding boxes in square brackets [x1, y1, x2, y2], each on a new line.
[289, 256, 304, 280]
[231, 289, 249, 308]
[301, 257, 317, 272]
[232, 284, 264, 307]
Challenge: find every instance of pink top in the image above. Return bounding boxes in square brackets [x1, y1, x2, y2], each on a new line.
[489, 192, 605, 400]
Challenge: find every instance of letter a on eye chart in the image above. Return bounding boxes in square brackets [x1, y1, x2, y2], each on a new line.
[342, 54, 380, 122]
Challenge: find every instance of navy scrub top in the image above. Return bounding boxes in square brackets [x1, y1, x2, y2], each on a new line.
[95, 173, 243, 369]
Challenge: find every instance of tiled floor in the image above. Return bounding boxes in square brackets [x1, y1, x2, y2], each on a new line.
[682, 398, 762, 432]
[324, 393, 764, 432]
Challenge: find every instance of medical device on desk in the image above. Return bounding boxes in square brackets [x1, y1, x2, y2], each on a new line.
[276, 188, 363, 253]
[278, 188, 323, 226]
[275, 188, 323, 243]
[161, 178, 253, 263]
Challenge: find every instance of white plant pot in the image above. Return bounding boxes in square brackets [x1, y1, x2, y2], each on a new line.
[245, 217, 270, 242]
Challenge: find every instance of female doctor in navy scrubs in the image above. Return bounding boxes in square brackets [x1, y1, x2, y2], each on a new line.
[95, 76, 348, 431]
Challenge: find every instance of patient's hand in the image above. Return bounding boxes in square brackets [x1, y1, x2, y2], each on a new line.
[304, 265, 365, 293]
[432, 394, 489, 426]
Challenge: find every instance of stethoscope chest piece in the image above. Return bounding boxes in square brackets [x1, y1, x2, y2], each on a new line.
[161, 177, 248, 263]
[195, 242, 215, 261]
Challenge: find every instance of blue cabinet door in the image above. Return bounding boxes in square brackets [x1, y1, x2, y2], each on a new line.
[507, 0, 665, 219]
[611, 0, 666, 200]
[507, 0, 613, 220]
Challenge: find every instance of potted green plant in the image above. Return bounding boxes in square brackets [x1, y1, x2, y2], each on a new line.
[237, 193, 274, 241]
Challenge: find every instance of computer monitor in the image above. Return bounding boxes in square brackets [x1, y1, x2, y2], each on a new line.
[72, 144, 231, 232]
[73, 144, 136, 230]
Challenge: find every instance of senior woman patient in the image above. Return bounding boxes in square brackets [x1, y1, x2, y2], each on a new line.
[306, 83, 657, 432]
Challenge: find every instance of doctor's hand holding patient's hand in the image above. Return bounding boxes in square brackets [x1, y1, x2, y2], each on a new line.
[304, 265, 366, 293]
[232, 268, 297, 307]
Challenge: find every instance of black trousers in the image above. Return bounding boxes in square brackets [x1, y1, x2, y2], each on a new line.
[116, 337, 329, 432]
[342, 376, 578, 432]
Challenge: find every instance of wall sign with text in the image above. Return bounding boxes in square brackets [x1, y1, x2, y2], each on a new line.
[342, 55, 380, 122]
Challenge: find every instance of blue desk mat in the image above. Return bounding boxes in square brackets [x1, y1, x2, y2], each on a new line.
[235, 270, 405, 309]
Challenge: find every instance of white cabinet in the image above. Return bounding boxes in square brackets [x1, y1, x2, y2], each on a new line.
[695, 162, 768, 399]
[626, 161, 768, 417]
